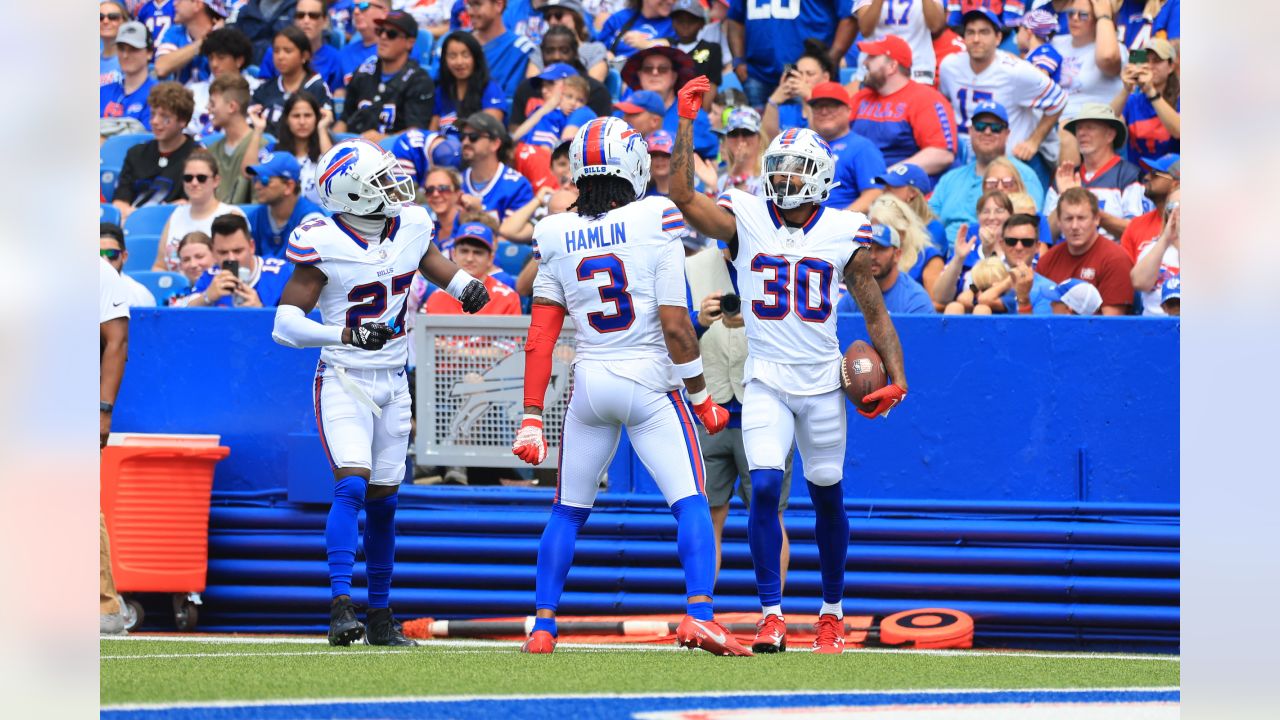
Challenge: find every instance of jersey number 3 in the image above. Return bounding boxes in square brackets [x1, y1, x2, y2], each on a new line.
[346, 272, 416, 337]
[576, 254, 635, 333]
[751, 254, 834, 322]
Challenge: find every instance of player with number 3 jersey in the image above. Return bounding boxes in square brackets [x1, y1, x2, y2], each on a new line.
[511, 116, 750, 656]
[671, 76, 909, 655]
[271, 139, 490, 648]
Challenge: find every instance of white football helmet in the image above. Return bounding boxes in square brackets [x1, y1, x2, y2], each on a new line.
[761, 128, 837, 209]
[315, 139, 415, 217]
[569, 116, 651, 199]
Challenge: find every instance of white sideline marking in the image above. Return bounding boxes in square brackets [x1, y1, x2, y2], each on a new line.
[101, 635, 1181, 662]
[102, 686, 1182, 712]
[635, 701, 1181, 720]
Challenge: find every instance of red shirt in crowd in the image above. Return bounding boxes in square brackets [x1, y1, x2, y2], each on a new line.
[849, 80, 959, 168]
[425, 274, 522, 315]
[1037, 236, 1136, 309]
[1120, 208, 1164, 262]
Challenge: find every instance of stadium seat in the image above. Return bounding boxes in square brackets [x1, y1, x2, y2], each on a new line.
[124, 235, 160, 273]
[128, 271, 191, 305]
[100, 133, 153, 201]
[101, 203, 121, 226]
[414, 30, 435, 68]
[605, 69, 622, 101]
[123, 205, 176, 272]
[495, 240, 533, 276]
[839, 67, 858, 86]
[332, 96, 344, 118]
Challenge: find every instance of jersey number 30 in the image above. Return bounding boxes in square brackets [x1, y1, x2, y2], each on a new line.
[751, 254, 834, 322]
[576, 254, 635, 333]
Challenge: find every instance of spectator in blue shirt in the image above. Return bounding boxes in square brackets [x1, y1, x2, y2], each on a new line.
[244, 152, 326, 260]
[1111, 37, 1179, 171]
[136, 0, 177, 39]
[725, 0, 854, 108]
[230, 0, 299, 63]
[837, 224, 935, 315]
[621, 46, 718, 159]
[433, 31, 509, 130]
[154, 0, 229, 83]
[183, 212, 295, 307]
[338, 0, 388, 87]
[802, 81, 886, 214]
[457, 112, 537, 228]
[998, 213, 1058, 315]
[596, 0, 676, 61]
[100, 1, 130, 85]
[101, 21, 158, 131]
[255, 0, 347, 95]
[468, 0, 538, 112]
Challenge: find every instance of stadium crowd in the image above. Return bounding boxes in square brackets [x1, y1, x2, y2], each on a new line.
[100, 0, 1182, 318]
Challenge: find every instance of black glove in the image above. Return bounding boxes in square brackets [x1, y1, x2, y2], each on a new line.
[459, 279, 490, 314]
[350, 322, 394, 350]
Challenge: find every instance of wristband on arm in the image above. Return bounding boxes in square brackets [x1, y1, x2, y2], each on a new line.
[446, 269, 479, 300]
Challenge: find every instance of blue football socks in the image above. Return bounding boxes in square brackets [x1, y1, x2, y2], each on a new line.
[363, 493, 398, 609]
[807, 481, 849, 606]
[747, 469, 785, 607]
[535, 503, 592, 613]
[325, 477, 366, 600]
[672, 494, 716, 610]
[532, 616, 558, 638]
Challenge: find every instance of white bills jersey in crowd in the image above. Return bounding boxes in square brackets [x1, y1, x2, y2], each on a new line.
[532, 195, 690, 393]
[938, 49, 1068, 162]
[717, 188, 874, 395]
[852, 0, 943, 82]
[285, 204, 435, 370]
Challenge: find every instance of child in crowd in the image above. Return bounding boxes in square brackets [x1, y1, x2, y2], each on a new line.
[946, 257, 1012, 315]
[513, 66, 595, 192]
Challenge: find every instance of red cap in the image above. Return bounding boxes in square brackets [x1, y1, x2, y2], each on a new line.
[857, 34, 913, 70]
[808, 81, 851, 107]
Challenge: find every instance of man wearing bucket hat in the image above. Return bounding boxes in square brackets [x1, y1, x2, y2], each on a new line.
[621, 46, 719, 159]
[1044, 102, 1147, 240]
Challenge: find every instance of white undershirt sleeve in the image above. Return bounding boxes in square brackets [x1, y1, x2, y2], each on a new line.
[272, 304, 345, 348]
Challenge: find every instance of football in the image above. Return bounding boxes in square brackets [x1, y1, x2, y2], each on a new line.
[841, 340, 888, 413]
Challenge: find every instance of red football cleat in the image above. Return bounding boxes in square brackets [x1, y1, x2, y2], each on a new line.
[521, 629, 557, 654]
[676, 616, 754, 656]
[812, 614, 846, 654]
[752, 613, 787, 653]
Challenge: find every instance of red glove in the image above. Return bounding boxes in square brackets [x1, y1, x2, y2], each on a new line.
[859, 384, 907, 419]
[677, 75, 711, 119]
[691, 394, 730, 434]
[512, 415, 548, 465]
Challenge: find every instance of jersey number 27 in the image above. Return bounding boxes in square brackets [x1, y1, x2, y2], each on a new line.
[346, 272, 416, 337]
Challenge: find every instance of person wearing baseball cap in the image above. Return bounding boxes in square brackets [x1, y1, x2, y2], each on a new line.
[101, 21, 158, 131]
[336, 10, 435, 141]
[245, 152, 326, 260]
[613, 90, 667, 137]
[1013, 9, 1064, 84]
[457, 112, 538, 237]
[714, 107, 765, 195]
[1117, 36, 1180, 168]
[1159, 275, 1180, 317]
[1120, 158, 1177, 264]
[797, 80, 888, 214]
[851, 33, 958, 178]
[154, 0, 229, 83]
[642, 129, 677, 198]
[1047, 278, 1103, 316]
[1047, 103, 1145, 240]
[424, 220, 522, 316]
[669, 0, 724, 93]
[835, 224, 934, 315]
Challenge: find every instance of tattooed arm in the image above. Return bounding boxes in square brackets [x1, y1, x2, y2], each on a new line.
[670, 76, 739, 242]
[844, 247, 908, 394]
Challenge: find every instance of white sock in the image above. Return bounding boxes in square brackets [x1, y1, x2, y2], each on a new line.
[762, 604, 783, 619]
[819, 602, 844, 619]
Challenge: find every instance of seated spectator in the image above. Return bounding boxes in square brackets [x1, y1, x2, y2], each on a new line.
[868, 193, 943, 296]
[154, 0, 228, 83]
[983, 156, 1031, 200]
[100, 1, 130, 85]
[421, 167, 466, 254]
[715, 107, 765, 196]
[513, 66, 594, 191]
[761, 38, 835, 137]
[467, 0, 538, 108]
[428, 222, 523, 314]
[207, 74, 260, 203]
[1053, 0, 1124, 165]
[457, 112, 536, 227]
[100, 21, 157, 132]
[244, 152, 326, 259]
[708, 86, 746, 133]
[183, 213, 294, 307]
[1045, 103, 1146, 239]
[669, 0, 722, 100]
[336, 10, 435, 141]
[944, 256, 1010, 315]
[838, 224, 935, 315]
[230, 0, 299, 62]
[1037, 186, 1134, 315]
[249, 26, 332, 136]
[530, 0, 608, 81]
[1130, 194, 1179, 316]
[930, 190, 1013, 308]
[256, 0, 346, 94]
[392, 129, 464, 191]
[928, 101, 1043, 248]
[876, 162, 946, 249]
[804, 82, 886, 214]
[597, 0, 675, 61]
[175, 231, 218, 287]
[1159, 274, 1179, 317]
[188, 27, 262, 139]
[1120, 154, 1178, 262]
[612, 89, 666, 137]
[153, 149, 249, 271]
[1111, 37, 1179, 170]
[621, 46, 717, 158]
[998, 213, 1058, 314]
[261, 91, 334, 205]
[1004, 190, 1053, 251]
[850, 34, 958, 177]
[511, 25, 615, 127]
[112, 82, 199, 220]
[433, 31, 508, 130]
[852, 0, 947, 84]
[338, 0, 388, 86]
[643, 129, 675, 197]
[1014, 9, 1062, 84]
[550, 140, 574, 188]
[1048, 277, 1104, 315]
[100, 222, 158, 307]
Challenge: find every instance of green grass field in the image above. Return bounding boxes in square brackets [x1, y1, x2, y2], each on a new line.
[101, 637, 1179, 708]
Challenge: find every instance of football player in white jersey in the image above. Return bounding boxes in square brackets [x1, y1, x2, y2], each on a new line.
[271, 139, 490, 647]
[510, 116, 751, 657]
[671, 76, 909, 655]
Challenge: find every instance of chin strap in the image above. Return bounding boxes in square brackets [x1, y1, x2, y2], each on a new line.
[523, 302, 567, 411]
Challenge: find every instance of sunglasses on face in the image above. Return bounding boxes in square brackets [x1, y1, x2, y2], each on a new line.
[375, 27, 405, 40]
[640, 64, 673, 75]
[100, 248, 122, 260]
[355, 1, 387, 11]
[984, 177, 1017, 189]
[459, 132, 490, 143]
[295, 10, 325, 20]
[1003, 236, 1037, 248]
[1065, 9, 1092, 20]
[972, 120, 1008, 134]
[183, 173, 211, 184]
[727, 130, 755, 139]
[423, 184, 456, 195]
[100, 12, 124, 21]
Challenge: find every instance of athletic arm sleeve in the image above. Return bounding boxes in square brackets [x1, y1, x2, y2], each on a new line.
[523, 302, 567, 410]
[272, 304, 345, 348]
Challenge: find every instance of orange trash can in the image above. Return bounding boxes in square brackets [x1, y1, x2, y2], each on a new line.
[101, 441, 230, 631]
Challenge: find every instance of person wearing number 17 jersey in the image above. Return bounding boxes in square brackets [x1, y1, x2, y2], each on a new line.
[511, 116, 751, 656]
[670, 76, 910, 655]
[271, 139, 490, 647]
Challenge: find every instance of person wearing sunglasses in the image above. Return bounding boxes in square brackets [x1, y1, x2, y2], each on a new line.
[339, 0, 389, 87]
[336, 11, 436, 142]
[100, 223, 158, 307]
[1051, 0, 1123, 136]
[100, 2, 132, 85]
[456, 112, 537, 231]
[152, 150, 249, 272]
[154, 0, 228, 84]
[418, 167, 465, 255]
[621, 46, 717, 159]
[243, 152, 327, 261]
[256, 0, 347, 95]
[994, 214, 1057, 314]
[101, 21, 158, 133]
